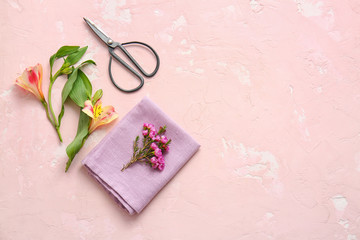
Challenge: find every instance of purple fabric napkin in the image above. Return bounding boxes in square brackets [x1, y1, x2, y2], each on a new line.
[82, 96, 200, 214]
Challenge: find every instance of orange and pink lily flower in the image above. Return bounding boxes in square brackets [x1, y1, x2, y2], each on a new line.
[82, 99, 118, 133]
[15, 63, 45, 102]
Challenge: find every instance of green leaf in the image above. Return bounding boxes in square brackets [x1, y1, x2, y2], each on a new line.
[50, 46, 80, 79]
[57, 59, 96, 126]
[64, 46, 88, 66]
[58, 69, 79, 126]
[69, 72, 89, 108]
[50, 54, 56, 69]
[65, 111, 90, 172]
[62, 69, 79, 105]
[92, 89, 103, 105]
[78, 69, 92, 98]
[56, 46, 80, 58]
[79, 59, 96, 68]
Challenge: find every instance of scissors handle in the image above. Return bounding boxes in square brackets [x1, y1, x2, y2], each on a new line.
[108, 41, 160, 93]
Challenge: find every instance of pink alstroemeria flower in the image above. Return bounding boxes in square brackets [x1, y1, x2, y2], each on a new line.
[15, 63, 45, 101]
[82, 99, 118, 133]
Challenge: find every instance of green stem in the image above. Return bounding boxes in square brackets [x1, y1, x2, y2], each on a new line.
[41, 100, 55, 126]
[122, 136, 159, 171]
[56, 127, 63, 142]
[48, 70, 62, 142]
[139, 137, 152, 153]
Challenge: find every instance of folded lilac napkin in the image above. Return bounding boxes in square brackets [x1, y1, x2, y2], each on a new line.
[82, 96, 200, 214]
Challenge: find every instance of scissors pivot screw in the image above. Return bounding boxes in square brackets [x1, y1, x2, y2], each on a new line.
[107, 39, 113, 45]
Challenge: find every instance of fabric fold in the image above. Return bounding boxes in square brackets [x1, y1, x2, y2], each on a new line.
[82, 96, 200, 214]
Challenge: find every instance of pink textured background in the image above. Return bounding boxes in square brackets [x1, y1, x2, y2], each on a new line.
[1, 0, 360, 239]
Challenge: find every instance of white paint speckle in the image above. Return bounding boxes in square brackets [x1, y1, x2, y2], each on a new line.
[329, 31, 342, 42]
[338, 219, 349, 229]
[118, 9, 132, 23]
[231, 64, 250, 86]
[189, 59, 194, 66]
[246, 163, 267, 172]
[223, 139, 280, 180]
[178, 49, 192, 55]
[331, 195, 348, 212]
[217, 62, 228, 67]
[348, 234, 358, 240]
[2, 128, 8, 138]
[241, 173, 263, 182]
[294, 108, 311, 140]
[294, 108, 306, 123]
[265, 212, 274, 219]
[318, 65, 327, 74]
[250, 0, 264, 13]
[6, 0, 22, 11]
[52, 144, 67, 167]
[180, 39, 187, 45]
[103, 0, 126, 16]
[56, 21, 64, 33]
[289, 85, 294, 95]
[172, 15, 187, 31]
[355, 152, 360, 172]
[295, 0, 323, 17]
[222, 137, 229, 152]
[101, 0, 131, 23]
[0, 86, 14, 98]
[226, 5, 235, 13]
[158, 32, 173, 43]
[154, 9, 163, 17]
[195, 68, 204, 74]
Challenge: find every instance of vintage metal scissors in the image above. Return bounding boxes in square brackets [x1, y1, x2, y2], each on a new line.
[83, 17, 160, 93]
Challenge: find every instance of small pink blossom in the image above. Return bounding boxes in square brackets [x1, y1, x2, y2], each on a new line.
[149, 124, 156, 132]
[160, 135, 168, 144]
[152, 162, 159, 169]
[123, 123, 171, 172]
[150, 157, 157, 164]
[158, 156, 165, 164]
[158, 163, 165, 171]
[150, 142, 158, 150]
[149, 130, 156, 139]
[154, 148, 162, 157]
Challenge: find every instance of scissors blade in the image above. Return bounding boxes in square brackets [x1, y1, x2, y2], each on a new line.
[83, 17, 112, 45]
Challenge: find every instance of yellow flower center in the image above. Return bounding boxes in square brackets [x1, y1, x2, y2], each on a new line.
[94, 104, 102, 118]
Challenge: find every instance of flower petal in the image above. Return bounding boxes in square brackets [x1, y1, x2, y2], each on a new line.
[15, 64, 45, 100]
[82, 100, 95, 119]
[89, 110, 118, 133]
[93, 99, 102, 109]
[34, 64, 43, 98]
[15, 66, 44, 101]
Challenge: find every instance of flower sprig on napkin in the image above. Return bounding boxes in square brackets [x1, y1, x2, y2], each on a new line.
[15, 45, 118, 172]
[122, 123, 171, 171]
